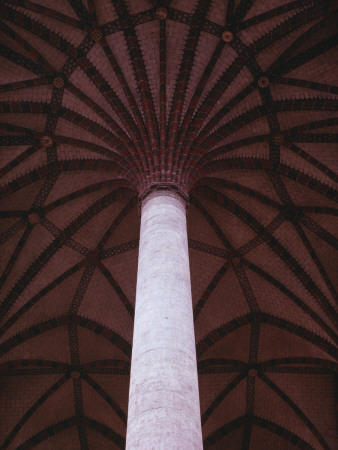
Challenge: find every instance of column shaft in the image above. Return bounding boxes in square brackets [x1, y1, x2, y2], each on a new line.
[126, 191, 203, 450]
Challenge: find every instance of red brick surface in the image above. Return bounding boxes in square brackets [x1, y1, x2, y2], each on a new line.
[0, 0, 337, 448]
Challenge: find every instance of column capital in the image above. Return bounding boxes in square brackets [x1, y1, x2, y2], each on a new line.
[138, 182, 189, 210]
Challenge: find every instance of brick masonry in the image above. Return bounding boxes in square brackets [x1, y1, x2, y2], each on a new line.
[0, 0, 337, 449]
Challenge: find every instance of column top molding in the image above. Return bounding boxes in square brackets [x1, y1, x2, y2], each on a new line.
[138, 182, 189, 210]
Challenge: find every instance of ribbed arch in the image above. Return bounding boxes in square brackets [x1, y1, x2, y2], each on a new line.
[0, 1, 337, 448]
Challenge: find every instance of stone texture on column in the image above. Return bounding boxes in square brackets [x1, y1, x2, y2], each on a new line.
[126, 190, 203, 450]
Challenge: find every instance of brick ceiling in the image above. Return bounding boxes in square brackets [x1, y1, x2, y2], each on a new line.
[0, 0, 337, 449]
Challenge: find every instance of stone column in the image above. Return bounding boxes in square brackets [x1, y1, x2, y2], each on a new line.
[126, 190, 203, 450]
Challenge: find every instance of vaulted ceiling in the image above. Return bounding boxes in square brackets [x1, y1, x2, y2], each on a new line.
[0, 0, 337, 449]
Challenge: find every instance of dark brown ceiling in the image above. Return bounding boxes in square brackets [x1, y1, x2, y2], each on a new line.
[0, 0, 337, 449]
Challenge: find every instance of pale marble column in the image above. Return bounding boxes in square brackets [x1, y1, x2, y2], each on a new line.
[126, 190, 203, 450]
